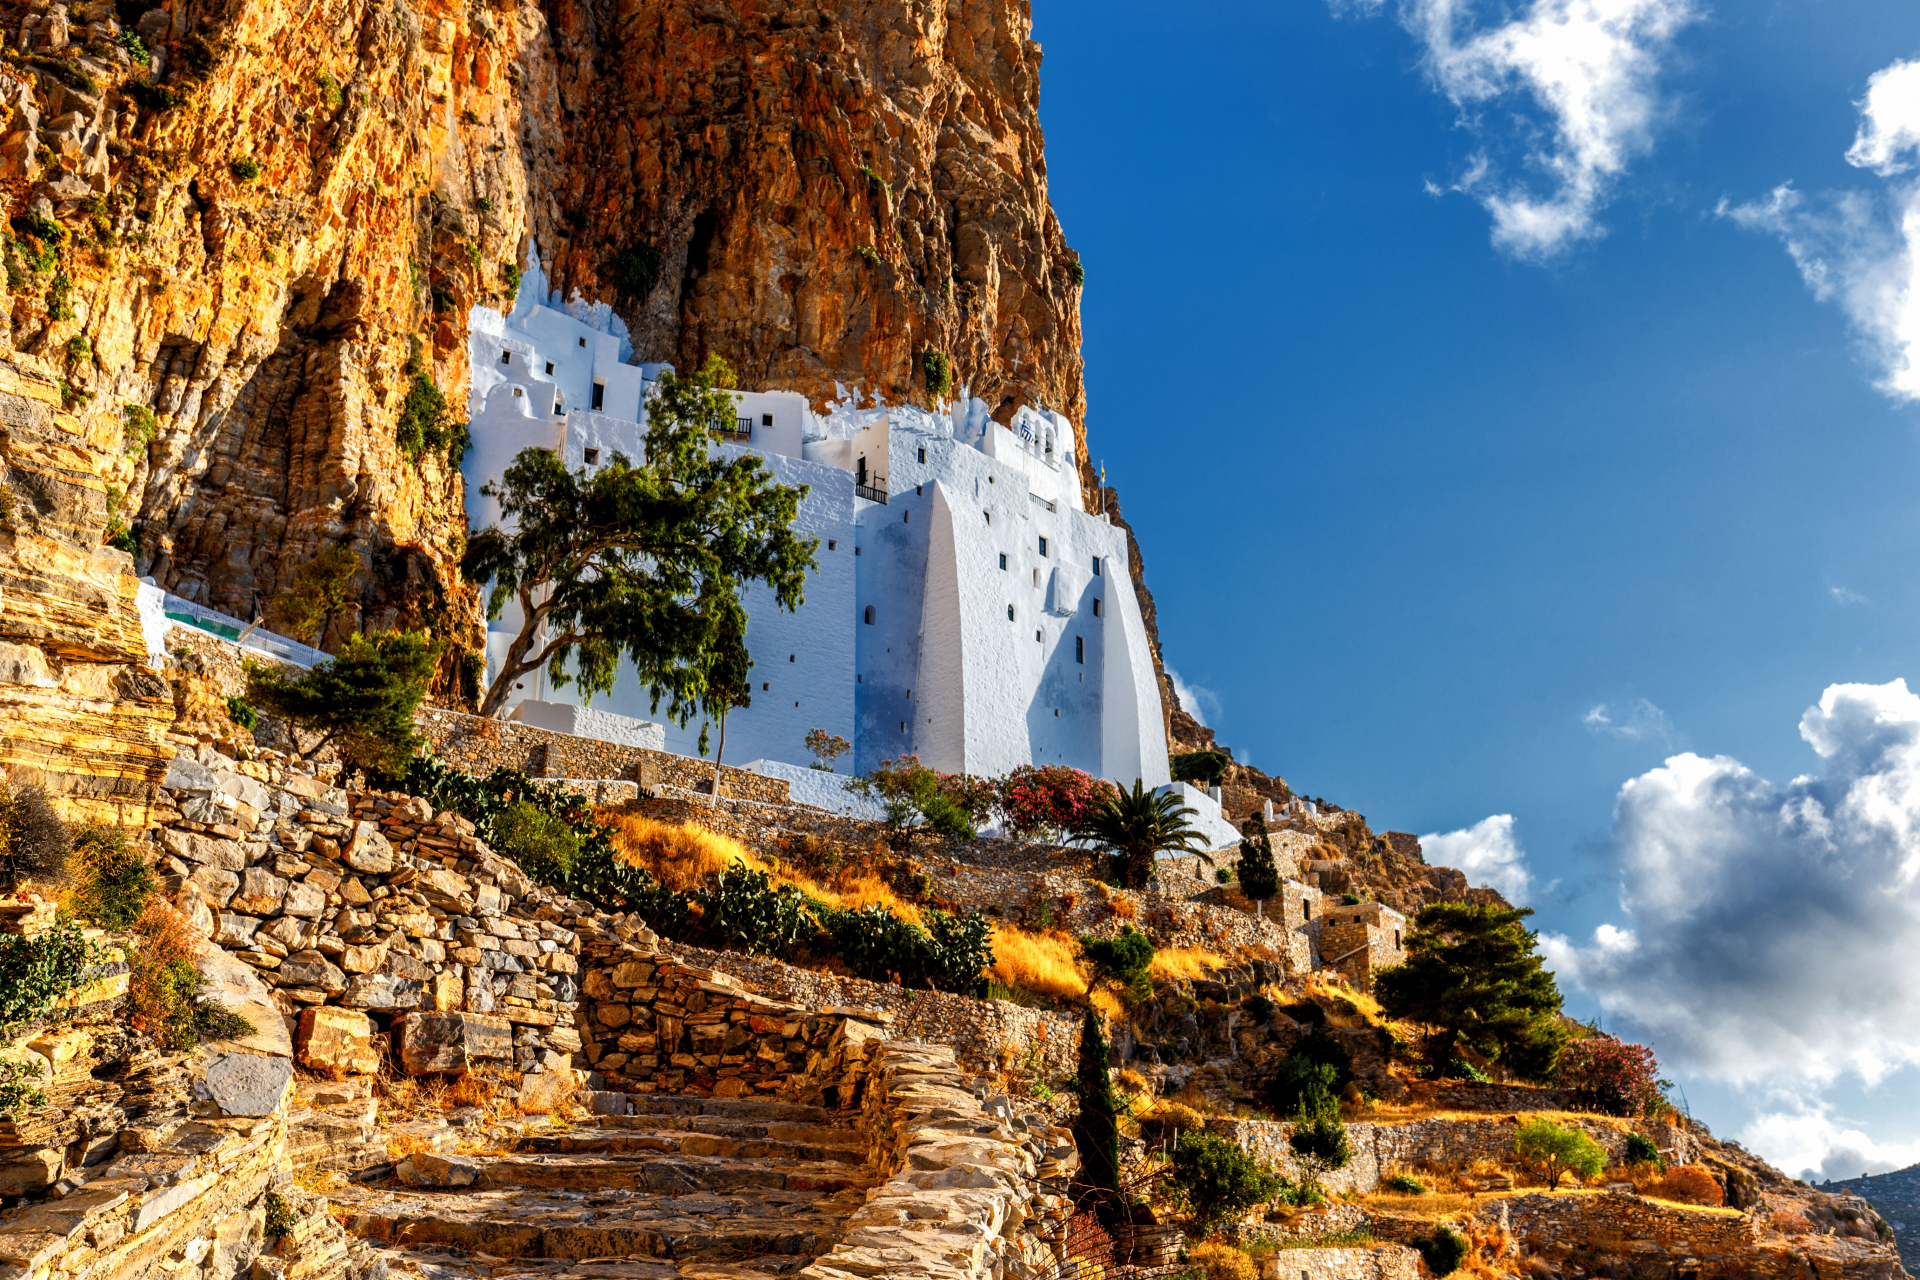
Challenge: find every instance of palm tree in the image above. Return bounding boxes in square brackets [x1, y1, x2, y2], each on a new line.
[1083, 779, 1209, 889]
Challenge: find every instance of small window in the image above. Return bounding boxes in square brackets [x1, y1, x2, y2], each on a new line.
[999, 553, 1007, 570]
[918, 447, 926, 464]
[499, 349, 512, 365]
[916, 484, 923, 496]
[583, 448, 600, 465]
[789, 654, 795, 662]
[903, 510, 910, 524]
[512, 387, 523, 397]
[828, 539, 837, 551]
[984, 510, 992, 525]
[1075, 636, 1084, 663]
[1006, 605, 1014, 621]
[591, 382, 605, 410]
[1035, 629, 1042, 642]
[1093, 598, 1102, 617]
[864, 606, 875, 625]
[855, 546, 862, 555]
[1054, 708, 1060, 717]
[545, 361, 555, 375]
[554, 400, 564, 416]
[761, 413, 773, 426]
[1032, 568, 1040, 587]
[1092, 556, 1102, 576]
[1395, 930, 1402, 949]
[761, 681, 768, 690]
[1038, 536, 1048, 557]
[1303, 900, 1312, 920]
[577, 336, 587, 348]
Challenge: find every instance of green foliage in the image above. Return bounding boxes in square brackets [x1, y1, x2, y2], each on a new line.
[1411, 1228, 1467, 1277]
[608, 243, 660, 299]
[245, 630, 441, 773]
[1078, 926, 1155, 999]
[1264, 1029, 1352, 1117]
[1082, 778, 1206, 889]
[920, 349, 953, 402]
[696, 863, 814, 956]
[228, 156, 261, 181]
[461, 353, 817, 720]
[123, 403, 158, 454]
[1215, 864, 1236, 884]
[0, 780, 71, 890]
[1384, 1173, 1427, 1195]
[395, 371, 458, 463]
[1374, 902, 1566, 1081]
[1169, 750, 1230, 788]
[105, 514, 138, 556]
[0, 1057, 47, 1117]
[315, 73, 343, 110]
[0, 922, 100, 1033]
[66, 825, 154, 930]
[1066, 258, 1085, 288]
[265, 542, 359, 645]
[820, 903, 991, 992]
[1235, 816, 1279, 908]
[1071, 1008, 1120, 1202]
[47, 271, 73, 320]
[847, 756, 989, 840]
[854, 244, 881, 265]
[1624, 1133, 1662, 1167]
[225, 696, 258, 731]
[859, 164, 891, 196]
[491, 799, 581, 885]
[1170, 1129, 1280, 1232]
[1513, 1118, 1608, 1190]
[805, 727, 851, 772]
[475, 196, 494, 212]
[263, 1191, 296, 1238]
[500, 259, 521, 302]
[143, 956, 255, 1050]
[116, 30, 150, 63]
[64, 333, 90, 366]
[1287, 1088, 1353, 1193]
[127, 79, 179, 110]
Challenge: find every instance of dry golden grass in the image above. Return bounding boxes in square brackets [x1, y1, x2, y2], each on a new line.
[1109, 893, 1138, 920]
[1150, 947, 1228, 981]
[601, 810, 927, 923]
[1089, 987, 1126, 1021]
[1187, 1241, 1256, 1280]
[988, 926, 1087, 999]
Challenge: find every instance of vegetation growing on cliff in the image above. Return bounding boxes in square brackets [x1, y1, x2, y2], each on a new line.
[245, 630, 441, 772]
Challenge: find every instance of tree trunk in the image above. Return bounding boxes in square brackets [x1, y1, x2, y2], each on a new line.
[709, 713, 727, 808]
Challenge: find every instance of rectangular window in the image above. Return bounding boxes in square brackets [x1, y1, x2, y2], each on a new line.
[499, 349, 512, 365]
[1075, 636, 1084, 663]
[591, 382, 605, 410]
[577, 336, 587, 348]
[583, 448, 600, 465]
[918, 447, 926, 463]
[554, 400, 564, 416]
[1093, 598, 1102, 617]
[545, 361, 555, 375]
[999, 553, 1007, 570]
[1038, 535, 1048, 557]
[762, 413, 773, 426]
[1092, 556, 1101, 576]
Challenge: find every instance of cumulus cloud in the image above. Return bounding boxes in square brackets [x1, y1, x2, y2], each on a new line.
[1419, 813, 1536, 903]
[1743, 1103, 1920, 1182]
[1721, 59, 1920, 402]
[1583, 698, 1680, 745]
[1543, 679, 1920, 1086]
[1348, 0, 1697, 258]
[1165, 667, 1222, 726]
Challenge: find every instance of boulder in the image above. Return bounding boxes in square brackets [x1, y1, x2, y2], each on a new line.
[397, 1011, 512, 1074]
[195, 947, 292, 1057]
[394, 1150, 479, 1188]
[343, 823, 394, 873]
[159, 829, 246, 872]
[296, 1007, 379, 1075]
[195, 1052, 292, 1117]
[339, 943, 387, 974]
[516, 1071, 574, 1114]
[340, 973, 423, 1010]
[228, 867, 288, 916]
[276, 951, 347, 993]
[282, 880, 327, 919]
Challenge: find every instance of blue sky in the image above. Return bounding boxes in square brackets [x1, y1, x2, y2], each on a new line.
[1032, 0, 1920, 1177]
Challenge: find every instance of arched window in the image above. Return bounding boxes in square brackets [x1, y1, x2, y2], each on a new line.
[863, 606, 875, 625]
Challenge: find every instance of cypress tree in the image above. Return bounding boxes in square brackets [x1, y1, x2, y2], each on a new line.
[1070, 1006, 1121, 1205]
[1236, 816, 1280, 918]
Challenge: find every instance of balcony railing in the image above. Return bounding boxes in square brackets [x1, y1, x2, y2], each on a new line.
[714, 418, 753, 442]
[855, 475, 889, 504]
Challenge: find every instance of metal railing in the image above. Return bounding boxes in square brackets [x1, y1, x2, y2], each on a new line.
[855, 475, 889, 503]
[714, 417, 752, 442]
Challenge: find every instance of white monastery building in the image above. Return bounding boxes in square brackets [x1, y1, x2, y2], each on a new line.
[463, 272, 1171, 792]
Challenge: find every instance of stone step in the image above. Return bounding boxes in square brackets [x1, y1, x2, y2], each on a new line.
[337, 1181, 869, 1263]
[383, 1248, 809, 1280]
[512, 1124, 867, 1167]
[586, 1094, 833, 1126]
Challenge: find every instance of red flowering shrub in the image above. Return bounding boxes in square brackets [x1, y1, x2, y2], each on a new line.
[994, 765, 1118, 842]
[1556, 1033, 1666, 1118]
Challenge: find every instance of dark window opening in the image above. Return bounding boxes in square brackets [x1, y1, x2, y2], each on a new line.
[1076, 636, 1084, 663]
[762, 413, 773, 426]
[918, 447, 926, 463]
[1006, 605, 1014, 621]
[583, 448, 600, 465]
[828, 539, 837, 550]
[577, 336, 587, 348]
[1038, 536, 1048, 557]
[999, 553, 1007, 570]
[591, 382, 605, 410]
[499, 349, 512, 365]
[856, 456, 867, 485]
[1093, 598, 1103, 617]
[864, 606, 875, 624]
[1092, 556, 1102, 576]
[545, 360, 554, 374]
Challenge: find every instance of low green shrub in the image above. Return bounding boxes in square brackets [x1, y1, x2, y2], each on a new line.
[920, 349, 953, 401]
[0, 922, 100, 1032]
[1411, 1227, 1467, 1277]
[1514, 1118, 1608, 1190]
[225, 696, 258, 730]
[1624, 1132, 1662, 1167]
[228, 157, 260, 181]
[1169, 1129, 1280, 1232]
[115, 30, 149, 63]
[67, 825, 153, 930]
[0, 780, 71, 890]
[694, 863, 813, 956]
[0, 1057, 47, 1117]
[491, 799, 581, 885]
[608, 244, 660, 299]
[122, 403, 158, 453]
[263, 1190, 296, 1238]
[1079, 926, 1154, 998]
[1384, 1173, 1427, 1195]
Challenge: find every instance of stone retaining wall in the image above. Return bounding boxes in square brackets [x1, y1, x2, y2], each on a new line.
[797, 1039, 1078, 1280]
[1266, 1245, 1421, 1280]
[417, 708, 791, 805]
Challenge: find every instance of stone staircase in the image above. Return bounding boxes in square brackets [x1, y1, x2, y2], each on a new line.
[334, 1095, 878, 1280]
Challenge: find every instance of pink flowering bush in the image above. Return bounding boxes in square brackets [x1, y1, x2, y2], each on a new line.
[994, 765, 1118, 842]
[1556, 1033, 1667, 1118]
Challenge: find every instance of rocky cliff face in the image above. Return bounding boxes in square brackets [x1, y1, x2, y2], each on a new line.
[0, 0, 1089, 812]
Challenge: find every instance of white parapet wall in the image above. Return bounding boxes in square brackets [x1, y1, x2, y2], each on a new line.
[1163, 781, 1245, 854]
[510, 699, 667, 751]
[741, 759, 888, 821]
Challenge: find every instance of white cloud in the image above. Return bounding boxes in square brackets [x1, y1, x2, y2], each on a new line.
[1721, 59, 1920, 403]
[1165, 667, 1222, 725]
[1743, 1101, 1920, 1183]
[1832, 585, 1871, 606]
[1543, 679, 1920, 1087]
[1583, 697, 1680, 745]
[1350, 0, 1697, 259]
[1419, 813, 1536, 903]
